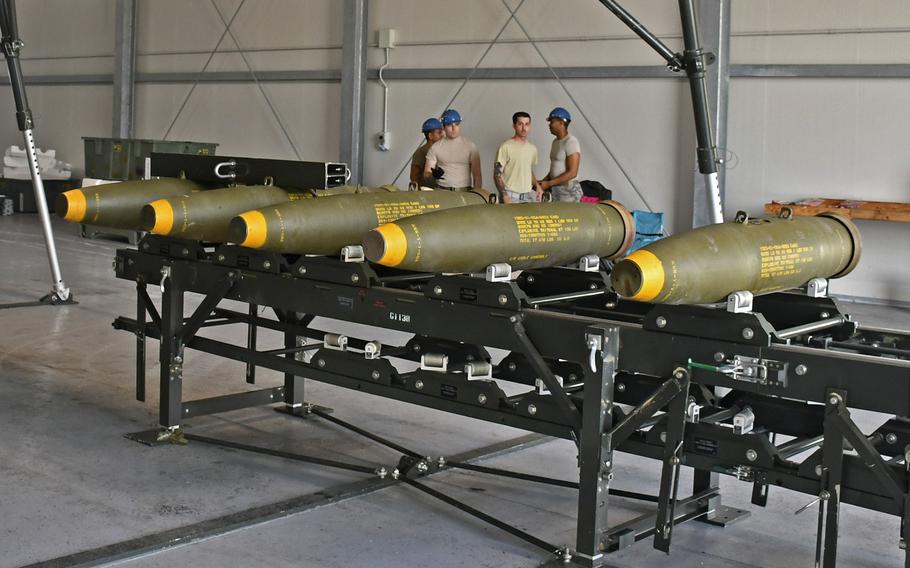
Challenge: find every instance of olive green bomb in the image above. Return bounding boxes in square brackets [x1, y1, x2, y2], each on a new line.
[363, 200, 635, 273]
[55, 178, 205, 229]
[142, 184, 401, 243]
[230, 188, 495, 255]
[610, 212, 862, 305]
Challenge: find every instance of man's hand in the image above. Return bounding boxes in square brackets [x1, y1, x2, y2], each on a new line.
[534, 182, 543, 202]
[538, 179, 550, 191]
[431, 166, 445, 180]
[500, 192, 513, 204]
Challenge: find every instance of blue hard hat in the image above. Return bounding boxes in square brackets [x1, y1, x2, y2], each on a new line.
[421, 117, 443, 133]
[547, 107, 571, 122]
[441, 109, 462, 125]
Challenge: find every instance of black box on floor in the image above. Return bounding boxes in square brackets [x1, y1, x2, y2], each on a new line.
[0, 178, 82, 213]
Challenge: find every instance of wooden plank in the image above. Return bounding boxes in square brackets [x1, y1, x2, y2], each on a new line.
[764, 199, 910, 223]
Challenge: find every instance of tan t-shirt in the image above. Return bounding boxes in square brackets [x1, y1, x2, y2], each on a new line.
[496, 138, 538, 194]
[548, 134, 581, 179]
[425, 136, 479, 189]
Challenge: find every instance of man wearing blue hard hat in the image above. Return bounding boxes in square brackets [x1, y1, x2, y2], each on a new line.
[423, 109, 482, 191]
[539, 107, 582, 202]
[410, 117, 444, 188]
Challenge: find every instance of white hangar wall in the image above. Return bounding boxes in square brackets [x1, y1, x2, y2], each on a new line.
[0, 0, 908, 301]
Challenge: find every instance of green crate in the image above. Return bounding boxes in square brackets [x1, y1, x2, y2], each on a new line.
[82, 138, 218, 181]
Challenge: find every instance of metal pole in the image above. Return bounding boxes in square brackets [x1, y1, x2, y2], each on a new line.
[112, 0, 137, 139]
[691, 0, 729, 228]
[679, 0, 723, 224]
[597, 0, 681, 66]
[340, 0, 367, 183]
[0, 0, 71, 302]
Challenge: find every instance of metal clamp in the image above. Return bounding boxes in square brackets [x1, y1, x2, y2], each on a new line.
[717, 355, 788, 387]
[585, 333, 604, 373]
[485, 262, 512, 282]
[341, 245, 365, 263]
[323, 333, 348, 351]
[578, 254, 601, 272]
[159, 265, 171, 294]
[214, 160, 237, 180]
[685, 397, 701, 423]
[420, 353, 448, 372]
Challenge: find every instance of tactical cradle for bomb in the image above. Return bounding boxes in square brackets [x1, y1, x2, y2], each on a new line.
[108, 224, 910, 567]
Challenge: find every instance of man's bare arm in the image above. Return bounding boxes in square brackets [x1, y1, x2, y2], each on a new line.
[541, 152, 580, 189]
[471, 155, 483, 189]
[493, 162, 506, 192]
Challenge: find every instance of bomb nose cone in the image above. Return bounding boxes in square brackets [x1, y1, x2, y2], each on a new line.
[142, 199, 175, 234]
[140, 204, 155, 231]
[227, 216, 248, 245]
[363, 224, 407, 267]
[610, 259, 643, 298]
[56, 189, 87, 222]
[610, 250, 665, 301]
[233, 211, 267, 248]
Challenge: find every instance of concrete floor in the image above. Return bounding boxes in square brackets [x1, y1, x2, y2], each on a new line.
[0, 214, 907, 568]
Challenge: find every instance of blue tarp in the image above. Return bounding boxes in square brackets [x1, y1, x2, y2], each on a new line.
[628, 210, 664, 253]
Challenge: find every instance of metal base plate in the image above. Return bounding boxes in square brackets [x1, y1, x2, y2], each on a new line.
[124, 428, 188, 446]
[0, 293, 77, 310]
[274, 403, 334, 419]
[698, 504, 751, 527]
[537, 554, 618, 568]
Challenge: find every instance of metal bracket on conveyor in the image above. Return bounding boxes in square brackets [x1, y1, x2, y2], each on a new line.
[726, 291, 753, 314]
[290, 255, 381, 287]
[139, 235, 208, 261]
[578, 254, 601, 273]
[341, 245, 365, 263]
[485, 262, 513, 282]
[363, 341, 381, 360]
[214, 245, 286, 275]
[733, 407, 755, 435]
[323, 333, 348, 351]
[420, 353, 448, 373]
[806, 277, 829, 298]
[464, 361, 492, 381]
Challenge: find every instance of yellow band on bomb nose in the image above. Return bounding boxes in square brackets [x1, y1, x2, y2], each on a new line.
[238, 210, 268, 248]
[374, 223, 407, 267]
[626, 249, 665, 302]
[61, 190, 87, 222]
[148, 199, 175, 235]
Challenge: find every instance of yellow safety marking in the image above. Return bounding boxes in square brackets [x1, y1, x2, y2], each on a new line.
[626, 249, 665, 302]
[148, 199, 175, 235]
[238, 210, 268, 248]
[61, 190, 87, 222]
[374, 223, 408, 267]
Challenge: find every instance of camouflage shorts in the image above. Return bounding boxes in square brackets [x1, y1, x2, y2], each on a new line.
[550, 180, 583, 202]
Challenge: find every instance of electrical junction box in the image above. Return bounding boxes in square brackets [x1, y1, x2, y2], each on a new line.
[378, 28, 397, 49]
